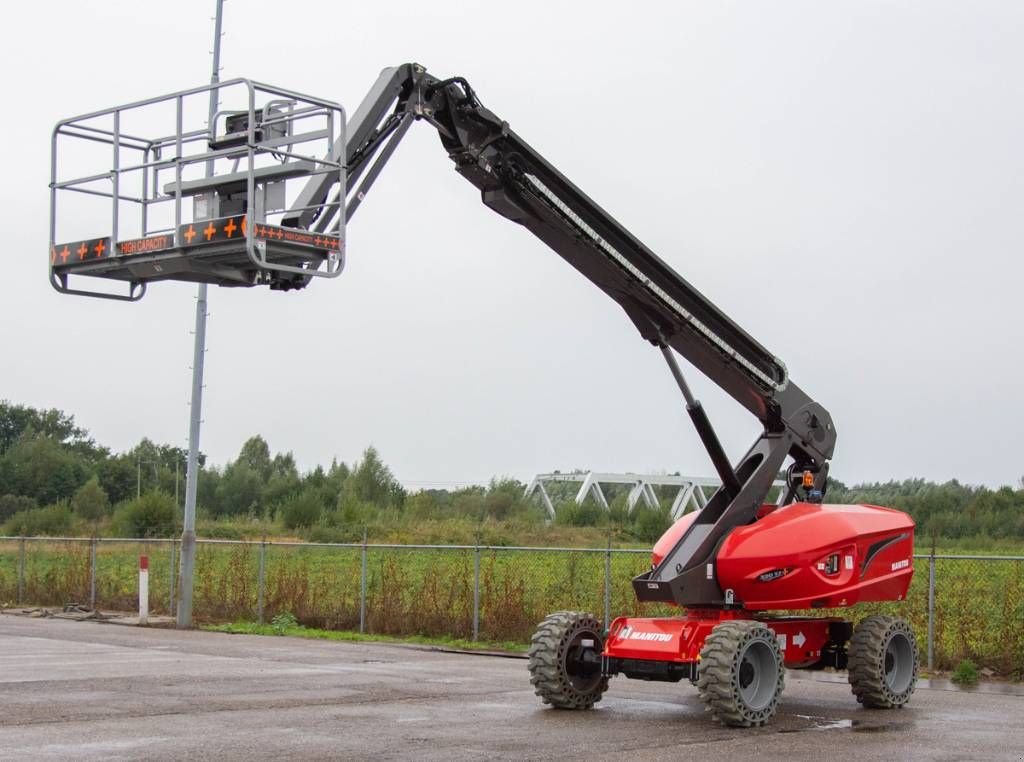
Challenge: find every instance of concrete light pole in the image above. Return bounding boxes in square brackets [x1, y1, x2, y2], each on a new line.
[177, 0, 225, 629]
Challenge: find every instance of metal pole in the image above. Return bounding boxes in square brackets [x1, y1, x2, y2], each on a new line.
[177, 0, 224, 630]
[17, 538, 25, 605]
[89, 537, 97, 610]
[136, 458, 141, 499]
[169, 540, 176, 615]
[257, 538, 266, 624]
[472, 544, 480, 641]
[927, 551, 936, 671]
[359, 529, 368, 634]
[604, 540, 612, 628]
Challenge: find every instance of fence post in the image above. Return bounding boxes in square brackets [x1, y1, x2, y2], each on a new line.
[17, 537, 25, 605]
[359, 528, 368, 634]
[169, 540, 176, 615]
[604, 540, 612, 628]
[927, 550, 936, 671]
[89, 537, 97, 610]
[138, 555, 149, 625]
[472, 543, 481, 641]
[257, 537, 266, 625]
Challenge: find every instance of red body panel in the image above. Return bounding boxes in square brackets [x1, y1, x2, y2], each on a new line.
[609, 503, 915, 671]
[716, 502, 915, 610]
[603, 611, 840, 668]
[651, 502, 914, 611]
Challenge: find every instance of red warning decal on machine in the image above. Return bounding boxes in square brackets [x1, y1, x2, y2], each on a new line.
[117, 234, 175, 256]
[252, 223, 342, 252]
[178, 216, 342, 252]
[179, 216, 246, 246]
[51, 237, 112, 266]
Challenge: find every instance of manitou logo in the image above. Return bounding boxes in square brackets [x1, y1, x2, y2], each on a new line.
[891, 559, 910, 571]
[618, 626, 672, 643]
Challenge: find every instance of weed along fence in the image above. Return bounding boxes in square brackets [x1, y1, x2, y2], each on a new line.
[0, 537, 1021, 675]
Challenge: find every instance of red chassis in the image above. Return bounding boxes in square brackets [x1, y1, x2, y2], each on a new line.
[605, 611, 842, 674]
[603, 501, 915, 677]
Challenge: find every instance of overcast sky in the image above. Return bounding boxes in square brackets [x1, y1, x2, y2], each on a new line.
[3, 1, 1022, 489]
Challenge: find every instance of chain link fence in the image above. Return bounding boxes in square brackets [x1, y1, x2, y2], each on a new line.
[0, 537, 1020, 674]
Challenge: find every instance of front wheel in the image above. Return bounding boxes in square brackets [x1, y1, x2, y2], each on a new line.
[696, 620, 785, 727]
[528, 611, 608, 709]
[848, 615, 918, 708]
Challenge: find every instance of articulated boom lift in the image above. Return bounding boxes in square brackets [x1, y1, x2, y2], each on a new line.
[50, 64, 918, 726]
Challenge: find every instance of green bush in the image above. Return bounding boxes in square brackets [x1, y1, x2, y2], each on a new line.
[2, 502, 73, 536]
[112, 491, 177, 537]
[556, 499, 605, 527]
[0, 433, 90, 505]
[631, 506, 673, 543]
[194, 519, 245, 540]
[0, 493, 37, 522]
[951, 659, 979, 686]
[304, 523, 363, 544]
[280, 491, 324, 529]
[405, 492, 441, 520]
[71, 476, 109, 521]
[271, 611, 299, 634]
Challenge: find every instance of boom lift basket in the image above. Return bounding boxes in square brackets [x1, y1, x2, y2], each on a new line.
[49, 79, 347, 299]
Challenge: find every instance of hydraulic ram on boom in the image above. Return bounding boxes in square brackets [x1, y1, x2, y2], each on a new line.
[287, 63, 836, 607]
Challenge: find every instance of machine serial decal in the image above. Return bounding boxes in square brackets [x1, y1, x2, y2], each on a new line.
[757, 568, 788, 583]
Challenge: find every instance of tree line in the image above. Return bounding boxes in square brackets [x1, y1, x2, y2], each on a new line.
[0, 400, 1022, 543]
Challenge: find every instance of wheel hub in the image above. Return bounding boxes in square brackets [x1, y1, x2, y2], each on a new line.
[739, 660, 755, 689]
[883, 631, 914, 695]
[563, 630, 603, 692]
[736, 639, 779, 711]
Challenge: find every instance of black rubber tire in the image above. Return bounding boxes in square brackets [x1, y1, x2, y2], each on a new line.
[528, 611, 609, 710]
[848, 614, 918, 708]
[696, 620, 785, 727]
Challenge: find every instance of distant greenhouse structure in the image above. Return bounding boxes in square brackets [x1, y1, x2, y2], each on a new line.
[524, 471, 785, 521]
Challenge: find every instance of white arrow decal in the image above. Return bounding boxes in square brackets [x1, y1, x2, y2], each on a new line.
[793, 631, 806, 648]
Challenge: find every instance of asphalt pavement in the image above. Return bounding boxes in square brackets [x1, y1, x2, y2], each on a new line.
[0, 614, 1020, 761]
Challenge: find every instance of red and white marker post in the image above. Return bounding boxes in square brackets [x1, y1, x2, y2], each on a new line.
[139, 555, 149, 625]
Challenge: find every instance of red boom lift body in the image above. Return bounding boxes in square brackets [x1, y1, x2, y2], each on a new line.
[605, 502, 914, 672]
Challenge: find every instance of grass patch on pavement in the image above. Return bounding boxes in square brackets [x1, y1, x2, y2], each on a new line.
[203, 619, 528, 654]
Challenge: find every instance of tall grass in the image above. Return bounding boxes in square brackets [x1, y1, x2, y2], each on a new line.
[0, 540, 1020, 677]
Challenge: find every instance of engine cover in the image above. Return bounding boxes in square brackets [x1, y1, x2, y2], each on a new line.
[714, 502, 915, 610]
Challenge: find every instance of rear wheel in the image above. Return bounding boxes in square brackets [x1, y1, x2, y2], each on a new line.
[528, 611, 608, 709]
[697, 620, 785, 727]
[848, 615, 918, 708]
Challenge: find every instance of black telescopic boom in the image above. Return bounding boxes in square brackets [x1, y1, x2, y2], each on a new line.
[659, 345, 742, 499]
[286, 63, 840, 607]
